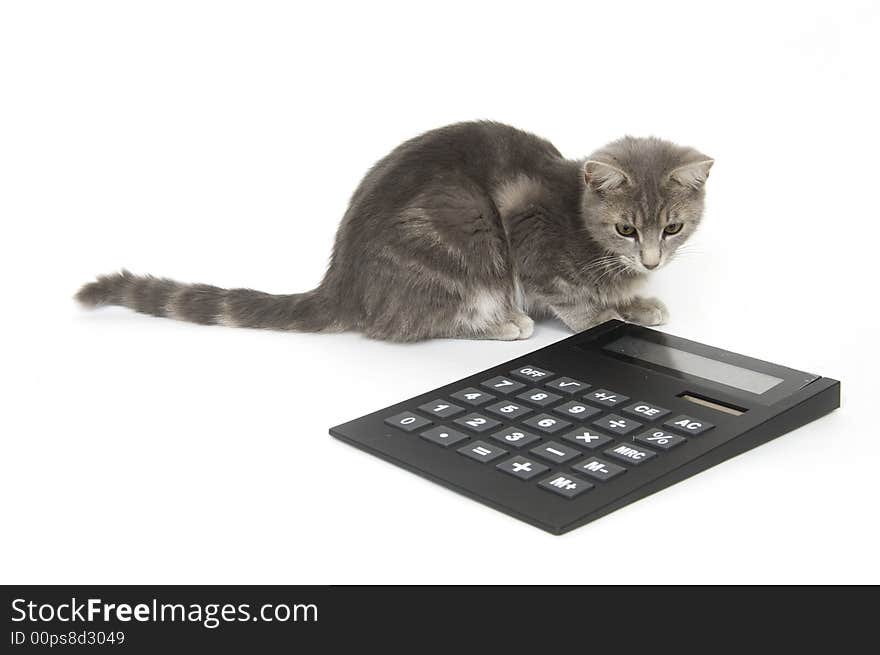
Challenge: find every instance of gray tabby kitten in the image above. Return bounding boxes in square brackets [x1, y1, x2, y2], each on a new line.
[77, 121, 712, 342]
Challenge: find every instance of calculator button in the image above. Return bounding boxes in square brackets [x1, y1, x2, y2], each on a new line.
[485, 401, 532, 420]
[634, 428, 687, 451]
[604, 442, 657, 466]
[539, 473, 594, 499]
[572, 457, 626, 482]
[420, 426, 469, 448]
[516, 388, 563, 407]
[496, 456, 549, 481]
[553, 401, 601, 421]
[491, 428, 541, 449]
[561, 428, 613, 450]
[481, 376, 526, 394]
[509, 364, 555, 383]
[450, 388, 496, 406]
[664, 415, 715, 436]
[585, 389, 630, 407]
[545, 377, 590, 394]
[592, 414, 643, 436]
[522, 413, 571, 434]
[621, 401, 670, 421]
[418, 399, 466, 419]
[454, 413, 501, 433]
[458, 440, 507, 463]
[384, 412, 432, 432]
[530, 441, 580, 464]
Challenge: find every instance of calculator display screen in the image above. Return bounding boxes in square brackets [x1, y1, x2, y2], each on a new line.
[604, 335, 784, 394]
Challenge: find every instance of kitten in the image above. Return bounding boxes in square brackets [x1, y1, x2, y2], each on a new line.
[76, 121, 712, 342]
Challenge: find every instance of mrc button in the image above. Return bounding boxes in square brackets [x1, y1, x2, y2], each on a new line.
[604, 442, 656, 466]
[622, 401, 670, 421]
[664, 415, 715, 436]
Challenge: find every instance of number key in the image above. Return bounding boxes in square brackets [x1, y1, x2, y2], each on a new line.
[491, 428, 541, 449]
[522, 413, 571, 434]
[481, 376, 526, 394]
[418, 399, 466, 419]
[454, 413, 501, 433]
[450, 387, 496, 406]
[553, 400, 601, 421]
[516, 388, 563, 407]
[384, 412, 432, 432]
[485, 401, 532, 420]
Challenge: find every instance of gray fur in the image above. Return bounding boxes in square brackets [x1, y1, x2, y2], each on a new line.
[76, 121, 712, 341]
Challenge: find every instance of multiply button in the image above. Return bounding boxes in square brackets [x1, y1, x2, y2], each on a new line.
[496, 456, 549, 481]
[592, 414, 642, 436]
[664, 415, 715, 436]
[572, 457, 626, 482]
[510, 365, 554, 383]
[561, 428, 613, 450]
[539, 473, 593, 499]
[622, 401, 670, 421]
[604, 443, 656, 466]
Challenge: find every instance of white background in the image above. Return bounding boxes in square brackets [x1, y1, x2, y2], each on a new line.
[1, 0, 877, 584]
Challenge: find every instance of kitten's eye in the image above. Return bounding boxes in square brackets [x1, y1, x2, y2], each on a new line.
[664, 222, 684, 235]
[615, 223, 636, 237]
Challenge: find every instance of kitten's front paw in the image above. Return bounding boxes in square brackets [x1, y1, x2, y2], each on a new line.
[618, 296, 669, 327]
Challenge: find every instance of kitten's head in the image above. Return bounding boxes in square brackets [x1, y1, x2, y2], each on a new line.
[581, 136, 713, 274]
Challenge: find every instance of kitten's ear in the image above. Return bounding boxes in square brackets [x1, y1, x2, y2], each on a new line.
[584, 160, 630, 193]
[668, 159, 714, 190]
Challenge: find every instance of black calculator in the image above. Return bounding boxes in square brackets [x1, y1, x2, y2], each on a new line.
[330, 320, 840, 534]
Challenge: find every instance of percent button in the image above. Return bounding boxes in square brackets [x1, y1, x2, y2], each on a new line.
[634, 429, 687, 451]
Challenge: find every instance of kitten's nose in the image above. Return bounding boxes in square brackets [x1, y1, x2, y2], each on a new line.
[643, 262, 659, 270]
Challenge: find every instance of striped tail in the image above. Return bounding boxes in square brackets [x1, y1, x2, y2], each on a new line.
[75, 270, 342, 332]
